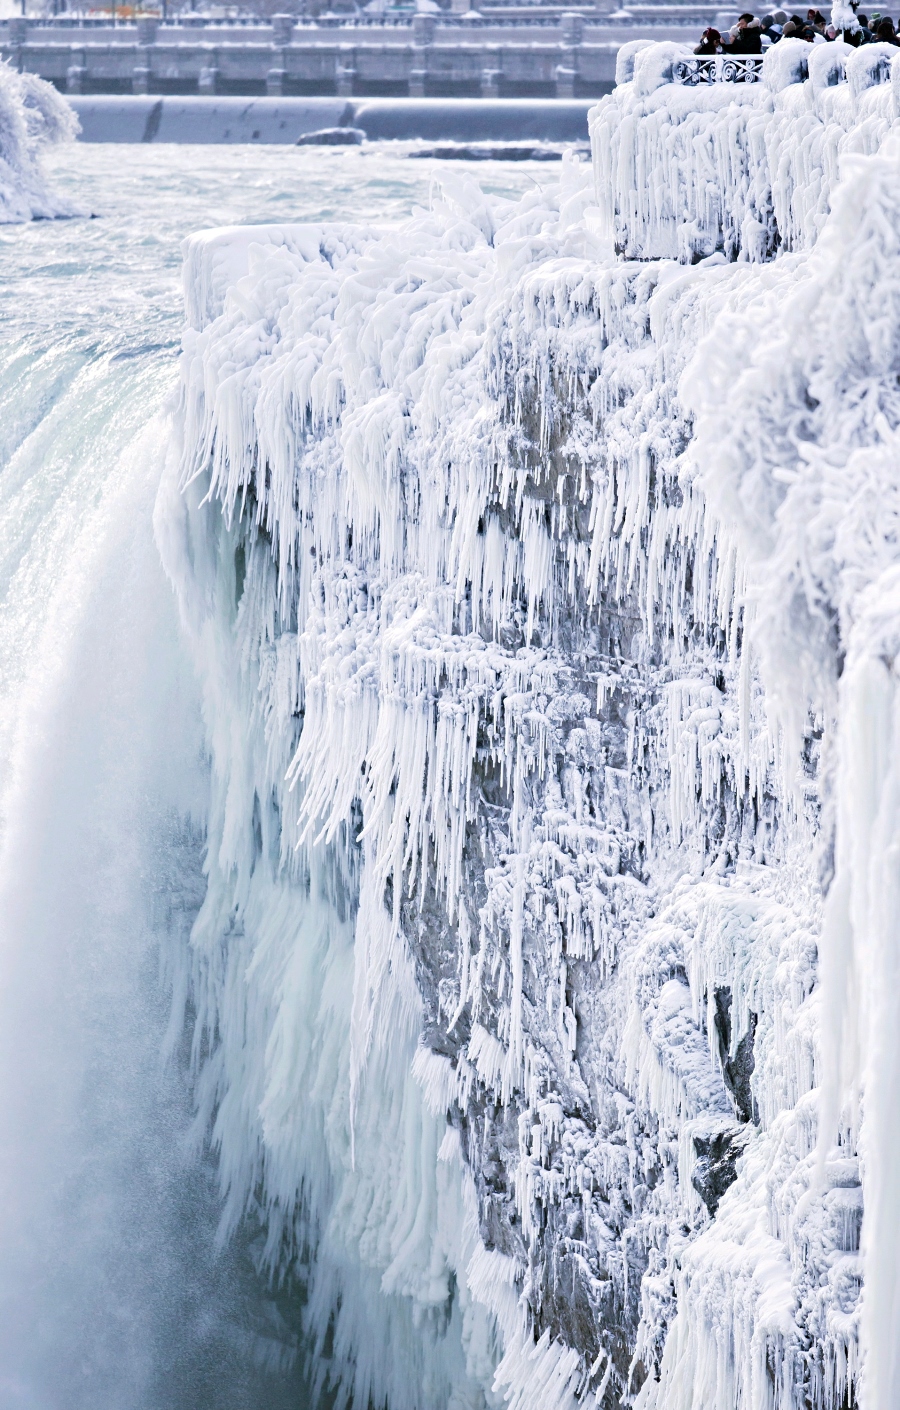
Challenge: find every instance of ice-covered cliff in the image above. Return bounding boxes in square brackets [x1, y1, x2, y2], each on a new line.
[157, 40, 900, 1410]
[0, 59, 77, 223]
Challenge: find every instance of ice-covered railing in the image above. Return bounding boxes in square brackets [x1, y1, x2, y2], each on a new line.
[673, 54, 766, 85]
[0, 60, 78, 222]
[591, 36, 900, 260]
[161, 64, 900, 1410]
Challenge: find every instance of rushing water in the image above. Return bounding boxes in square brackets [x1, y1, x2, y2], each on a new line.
[0, 144, 541, 1410]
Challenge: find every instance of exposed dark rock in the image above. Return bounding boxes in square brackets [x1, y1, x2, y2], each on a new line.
[691, 1125, 753, 1216]
[713, 987, 758, 1124]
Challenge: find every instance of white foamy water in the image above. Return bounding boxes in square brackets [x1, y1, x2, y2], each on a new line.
[0, 143, 543, 1410]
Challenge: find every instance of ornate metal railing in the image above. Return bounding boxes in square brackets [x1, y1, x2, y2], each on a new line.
[673, 54, 765, 83]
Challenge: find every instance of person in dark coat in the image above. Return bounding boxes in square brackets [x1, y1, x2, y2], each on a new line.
[758, 14, 780, 42]
[728, 14, 765, 50]
[694, 25, 723, 51]
[844, 2, 871, 41]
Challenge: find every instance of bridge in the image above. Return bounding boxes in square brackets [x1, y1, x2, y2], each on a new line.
[1, 7, 731, 99]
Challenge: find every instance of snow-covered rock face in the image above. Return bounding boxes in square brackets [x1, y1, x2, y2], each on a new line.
[158, 49, 900, 1410]
[0, 61, 78, 223]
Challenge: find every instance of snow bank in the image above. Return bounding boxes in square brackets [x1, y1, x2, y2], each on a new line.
[159, 45, 900, 1410]
[0, 61, 78, 223]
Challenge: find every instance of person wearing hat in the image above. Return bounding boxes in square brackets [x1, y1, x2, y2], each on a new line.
[694, 25, 723, 50]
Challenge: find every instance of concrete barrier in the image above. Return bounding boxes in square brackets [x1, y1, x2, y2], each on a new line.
[67, 94, 595, 143]
[351, 97, 596, 141]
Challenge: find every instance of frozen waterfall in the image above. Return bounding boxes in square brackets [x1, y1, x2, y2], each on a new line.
[164, 39, 900, 1410]
[1, 132, 494, 1407]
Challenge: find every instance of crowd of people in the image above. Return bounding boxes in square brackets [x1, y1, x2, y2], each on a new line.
[694, 6, 900, 52]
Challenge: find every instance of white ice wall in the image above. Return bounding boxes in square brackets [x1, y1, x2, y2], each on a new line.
[163, 51, 900, 1410]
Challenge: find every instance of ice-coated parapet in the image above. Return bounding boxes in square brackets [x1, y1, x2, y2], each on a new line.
[589, 35, 900, 262]
[180, 223, 337, 331]
[0, 61, 78, 223]
[161, 79, 900, 1410]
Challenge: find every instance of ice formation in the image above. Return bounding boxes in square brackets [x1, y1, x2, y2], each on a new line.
[157, 37, 900, 1410]
[0, 59, 78, 223]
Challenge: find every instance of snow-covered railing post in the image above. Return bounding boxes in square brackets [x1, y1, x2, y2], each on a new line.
[66, 49, 87, 95]
[267, 13, 294, 97]
[481, 49, 501, 97]
[409, 11, 434, 96]
[336, 49, 356, 97]
[8, 16, 26, 73]
[198, 49, 218, 94]
[558, 10, 582, 97]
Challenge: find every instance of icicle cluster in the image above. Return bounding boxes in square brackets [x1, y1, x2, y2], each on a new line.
[0, 60, 78, 223]
[593, 37, 900, 261]
[158, 45, 900, 1410]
